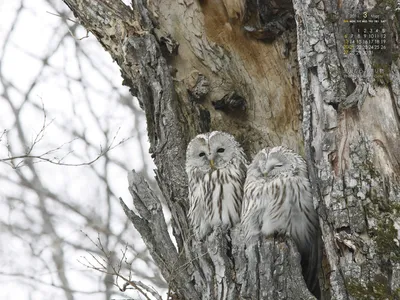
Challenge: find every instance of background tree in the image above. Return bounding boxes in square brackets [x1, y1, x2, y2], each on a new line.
[0, 1, 165, 299]
[55, 0, 400, 299]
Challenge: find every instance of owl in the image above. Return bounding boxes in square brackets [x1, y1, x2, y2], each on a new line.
[186, 131, 247, 239]
[241, 146, 320, 298]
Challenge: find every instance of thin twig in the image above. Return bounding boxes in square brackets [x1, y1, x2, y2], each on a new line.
[46, 11, 78, 23]
[79, 233, 162, 300]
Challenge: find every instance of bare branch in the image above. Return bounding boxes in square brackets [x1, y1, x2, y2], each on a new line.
[78, 233, 162, 300]
[0, 1, 163, 298]
[0, 125, 132, 168]
[46, 10, 79, 24]
[0, 271, 105, 295]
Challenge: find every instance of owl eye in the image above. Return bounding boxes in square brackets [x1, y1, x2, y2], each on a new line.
[217, 148, 225, 153]
[275, 163, 283, 168]
[199, 152, 206, 157]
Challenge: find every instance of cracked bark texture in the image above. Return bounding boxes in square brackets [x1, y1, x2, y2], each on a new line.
[294, 0, 400, 299]
[63, 0, 400, 299]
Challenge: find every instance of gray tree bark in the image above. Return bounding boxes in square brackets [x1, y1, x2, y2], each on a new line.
[294, 0, 400, 299]
[62, 0, 400, 299]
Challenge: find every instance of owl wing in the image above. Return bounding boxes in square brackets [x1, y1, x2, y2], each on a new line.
[188, 176, 211, 239]
[241, 176, 270, 241]
[243, 175, 294, 241]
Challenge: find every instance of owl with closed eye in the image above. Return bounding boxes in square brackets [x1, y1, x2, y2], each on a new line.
[241, 146, 321, 298]
[186, 131, 247, 239]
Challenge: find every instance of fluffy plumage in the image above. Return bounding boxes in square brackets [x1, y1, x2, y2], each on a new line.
[241, 146, 320, 298]
[186, 131, 247, 239]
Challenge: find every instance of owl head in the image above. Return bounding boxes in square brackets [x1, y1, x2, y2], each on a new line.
[186, 131, 244, 173]
[250, 146, 307, 180]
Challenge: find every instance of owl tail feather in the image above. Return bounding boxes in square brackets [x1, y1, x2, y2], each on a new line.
[297, 234, 322, 299]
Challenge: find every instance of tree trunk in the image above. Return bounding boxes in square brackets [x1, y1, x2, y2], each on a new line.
[62, 0, 400, 299]
[294, 0, 400, 299]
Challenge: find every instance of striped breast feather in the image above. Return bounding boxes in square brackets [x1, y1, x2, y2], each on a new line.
[207, 160, 245, 227]
[241, 176, 270, 240]
[242, 175, 299, 240]
[187, 171, 210, 238]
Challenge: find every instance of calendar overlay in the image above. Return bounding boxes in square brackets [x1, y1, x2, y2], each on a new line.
[343, 13, 392, 78]
[344, 18, 388, 54]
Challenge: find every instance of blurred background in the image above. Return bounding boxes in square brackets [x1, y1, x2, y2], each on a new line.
[0, 0, 167, 299]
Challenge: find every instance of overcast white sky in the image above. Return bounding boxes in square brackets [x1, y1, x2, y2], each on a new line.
[0, 1, 165, 299]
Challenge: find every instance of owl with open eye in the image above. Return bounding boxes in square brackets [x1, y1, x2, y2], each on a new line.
[241, 146, 321, 298]
[186, 131, 247, 240]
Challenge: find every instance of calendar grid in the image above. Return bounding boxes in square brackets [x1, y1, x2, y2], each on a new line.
[342, 11, 392, 81]
[343, 15, 388, 56]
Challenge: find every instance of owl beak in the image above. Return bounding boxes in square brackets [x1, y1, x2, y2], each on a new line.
[209, 159, 215, 169]
[261, 168, 269, 177]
